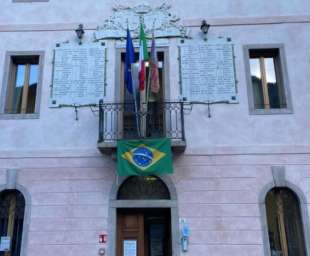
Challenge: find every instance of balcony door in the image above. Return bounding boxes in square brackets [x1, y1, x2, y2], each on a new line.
[98, 47, 184, 146]
[120, 51, 165, 139]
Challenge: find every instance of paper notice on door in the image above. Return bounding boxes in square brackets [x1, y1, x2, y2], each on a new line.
[123, 240, 137, 256]
[0, 236, 11, 251]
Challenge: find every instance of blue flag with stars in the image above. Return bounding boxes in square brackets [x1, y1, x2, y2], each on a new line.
[125, 28, 135, 94]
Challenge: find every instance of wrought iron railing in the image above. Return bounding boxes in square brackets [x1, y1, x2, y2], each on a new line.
[98, 100, 185, 144]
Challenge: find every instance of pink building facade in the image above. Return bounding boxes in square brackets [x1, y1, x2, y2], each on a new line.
[1, 1, 310, 256]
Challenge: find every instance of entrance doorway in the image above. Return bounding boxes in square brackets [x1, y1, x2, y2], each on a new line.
[108, 176, 179, 256]
[117, 208, 171, 256]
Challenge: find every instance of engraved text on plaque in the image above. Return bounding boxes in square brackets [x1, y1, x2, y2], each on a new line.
[180, 42, 237, 103]
[51, 43, 106, 106]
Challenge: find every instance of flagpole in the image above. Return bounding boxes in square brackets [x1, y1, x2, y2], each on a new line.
[146, 57, 152, 106]
[126, 21, 141, 137]
[132, 66, 141, 137]
[145, 44, 152, 138]
[143, 20, 157, 138]
[139, 18, 148, 137]
[146, 19, 156, 106]
[129, 22, 141, 138]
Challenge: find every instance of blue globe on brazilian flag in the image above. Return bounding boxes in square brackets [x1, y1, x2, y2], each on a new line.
[117, 138, 173, 176]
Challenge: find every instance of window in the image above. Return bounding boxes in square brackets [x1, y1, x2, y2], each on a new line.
[265, 188, 306, 256]
[244, 45, 292, 114]
[1, 52, 44, 118]
[120, 50, 166, 138]
[99, 46, 185, 146]
[117, 176, 170, 200]
[0, 190, 25, 256]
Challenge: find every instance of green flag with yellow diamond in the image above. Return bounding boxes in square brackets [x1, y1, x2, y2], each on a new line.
[117, 138, 173, 176]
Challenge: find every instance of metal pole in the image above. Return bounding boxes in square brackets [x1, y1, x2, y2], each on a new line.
[132, 79, 141, 137]
[180, 102, 185, 141]
[98, 99, 104, 142]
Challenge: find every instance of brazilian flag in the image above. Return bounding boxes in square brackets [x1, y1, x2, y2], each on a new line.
[117, 138, 173, 176]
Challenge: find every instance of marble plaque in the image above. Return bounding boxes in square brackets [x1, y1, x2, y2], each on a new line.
[180, 42, 237, 103]
[51, 43, 106, 106]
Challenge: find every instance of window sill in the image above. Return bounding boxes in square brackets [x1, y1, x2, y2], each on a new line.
[0, 113, 40, 120]
[249, 108, 293, 115]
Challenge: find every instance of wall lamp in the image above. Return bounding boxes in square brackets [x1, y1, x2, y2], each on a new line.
[75, 24, 85, 44]
[200, 20, 210, 41]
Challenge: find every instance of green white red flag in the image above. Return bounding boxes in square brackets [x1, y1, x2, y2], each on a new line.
[138, 24, 149, 91]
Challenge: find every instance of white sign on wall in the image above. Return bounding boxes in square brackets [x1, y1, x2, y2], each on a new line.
[51, 43, 106, 107]
[180, 41, 238, 103]
[0, 236, 11, 251]
[123, 240, 137, 256]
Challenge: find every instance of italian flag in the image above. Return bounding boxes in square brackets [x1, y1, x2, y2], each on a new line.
[138, 24, 149, 91]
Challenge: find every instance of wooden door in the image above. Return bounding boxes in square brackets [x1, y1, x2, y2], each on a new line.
[117, 209, 171, 256]
[117, 212, 145, 256]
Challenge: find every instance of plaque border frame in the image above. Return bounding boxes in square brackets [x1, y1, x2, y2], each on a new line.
[50, 42, 107, 108]
[178, 38, 239, 104]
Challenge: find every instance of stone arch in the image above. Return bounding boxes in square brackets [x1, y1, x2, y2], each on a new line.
[259, 180, 308, 205]
[108, 175, 179, 256]
[259, 180, 310, 256]
[109, 175, 178, 201]
[117, 176, 170, 200]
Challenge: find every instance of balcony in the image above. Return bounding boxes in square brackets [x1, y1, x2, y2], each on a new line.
[98, 101, 186, 153]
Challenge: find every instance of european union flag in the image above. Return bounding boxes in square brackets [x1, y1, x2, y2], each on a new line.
[125, 29, 135, 94]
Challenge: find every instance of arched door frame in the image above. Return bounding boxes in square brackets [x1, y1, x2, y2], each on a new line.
[0, 184, 31, 256]
[108, 175, 180, 256]
[259, 180, 310, 256]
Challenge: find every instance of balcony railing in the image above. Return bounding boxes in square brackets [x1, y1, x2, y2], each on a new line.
[98, 100, 186, 152]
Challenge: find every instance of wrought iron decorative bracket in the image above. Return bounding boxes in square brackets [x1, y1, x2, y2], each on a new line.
[183, 101, 230, 118]
[73, 104, 79, 121]
[89, 105, 100, 116]
[75, 24, 85, 45]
